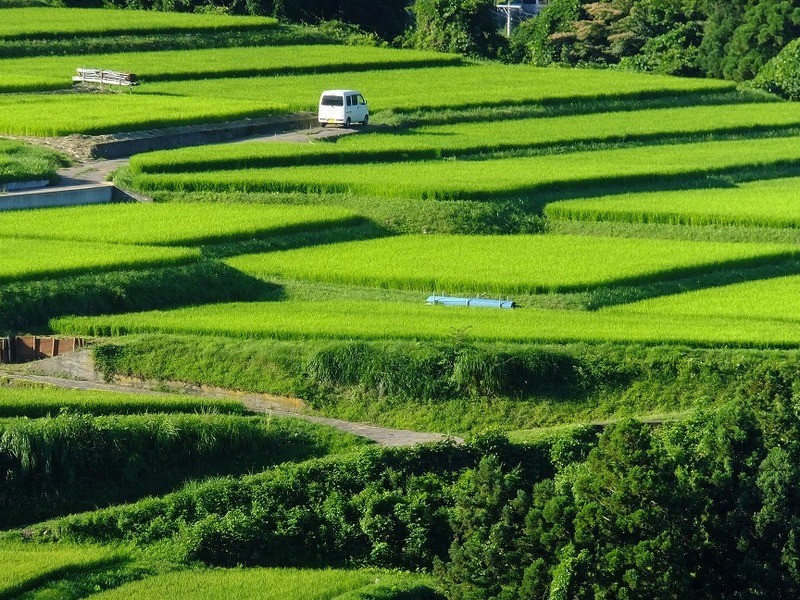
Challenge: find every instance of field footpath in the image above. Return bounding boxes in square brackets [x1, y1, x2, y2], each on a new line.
[4, 350, 458, 447]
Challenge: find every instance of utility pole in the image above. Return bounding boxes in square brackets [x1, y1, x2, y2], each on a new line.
[496, 2, 523, 37]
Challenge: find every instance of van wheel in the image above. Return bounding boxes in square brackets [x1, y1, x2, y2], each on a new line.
[320, 122, 327, 128]
[362, 115, 369, 127]
[344, 118, 351, 128]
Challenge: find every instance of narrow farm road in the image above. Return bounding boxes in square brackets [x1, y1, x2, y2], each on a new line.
[5, 352, 459, 447]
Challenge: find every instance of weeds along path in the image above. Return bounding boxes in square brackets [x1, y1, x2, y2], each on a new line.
[4, 351, 457, 447]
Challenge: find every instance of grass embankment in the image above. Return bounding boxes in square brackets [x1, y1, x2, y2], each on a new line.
[0, 45, 462, 93]
[83, 336, 800, 434]
[0, 138, 65, 185]
[546, 176, 800, 229]
[225, 234, 798, 294]
[127, 135, 800, 200]
[87, 568, 439, 600]
[0, 412, 366, 527]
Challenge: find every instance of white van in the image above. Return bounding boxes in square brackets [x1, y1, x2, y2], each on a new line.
[318, 90, 369, 128]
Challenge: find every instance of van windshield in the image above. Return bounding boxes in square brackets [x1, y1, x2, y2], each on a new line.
[321, 95, 344, 107]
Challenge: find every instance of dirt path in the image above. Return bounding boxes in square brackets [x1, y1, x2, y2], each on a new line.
[5, 351, 459, 447]
[50, 122, 359, 187]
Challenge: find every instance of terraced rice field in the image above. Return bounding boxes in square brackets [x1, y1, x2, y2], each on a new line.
[0, 7, 277, 40]
[130, 102, 800, 173]
[0, 45, 462, 93]
[610, 274, 800, 321]
[226, 234, 799, 294]
[50, 298, 800, 348]
[0, 63, 734, 136]
[545, 176, 800, 228]
[0, 138, 65, 184]
[0, 541, 119, 597]
[88, 568, 430, 600]
[129, 135, 800, 199]
[0, 238, 197, 282]
[0, 203, 361, 246]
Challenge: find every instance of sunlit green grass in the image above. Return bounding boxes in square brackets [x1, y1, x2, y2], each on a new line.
[128, 136, 800, 200]
[0, 138, 65, 184]
[545, 176, 800, 228]
[0, 202, 361, 246]
[0, 238, 197, 283]
[226, 234, 799, 294]
[88, 568, 433, 600]
[50, 298, 800, 348]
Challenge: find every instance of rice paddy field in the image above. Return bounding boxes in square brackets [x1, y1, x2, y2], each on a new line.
[5, 4, 800, 598]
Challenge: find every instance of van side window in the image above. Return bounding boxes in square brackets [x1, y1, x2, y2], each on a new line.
[351, 95, 358, 105]
[346, 96, 352, 106]
[357, 95, 365, 105]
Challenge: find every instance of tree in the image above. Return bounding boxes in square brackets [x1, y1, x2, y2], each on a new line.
[410, 0, 506, 58]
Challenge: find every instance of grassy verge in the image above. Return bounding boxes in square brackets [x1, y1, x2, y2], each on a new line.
[0, 138, 66, 185]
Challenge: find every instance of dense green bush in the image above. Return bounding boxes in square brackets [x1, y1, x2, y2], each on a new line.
[409, 0, 505, 58]
[755, 38, 800, 100]
[0, 413, 359, 527]
[31, 437, 556, 570]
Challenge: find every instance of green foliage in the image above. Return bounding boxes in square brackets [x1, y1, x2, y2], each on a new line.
[510, 0, 580, 66]
[410, 0, 505, 58]
[0, 412, 364, 527]
[0, 139, 66, 185]
[755, 37, 800, 101]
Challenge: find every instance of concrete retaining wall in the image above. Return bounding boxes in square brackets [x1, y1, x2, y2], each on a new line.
[0, 182, 115, 211]
[91, 113, 317, 159]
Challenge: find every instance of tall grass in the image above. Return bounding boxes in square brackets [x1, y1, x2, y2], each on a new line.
[545, 176, 800, 229]
[0, 202, 363, 246]
[128, 135, 800, 200]
[225, 234, 799, 294]
[0, 413, 365, 527]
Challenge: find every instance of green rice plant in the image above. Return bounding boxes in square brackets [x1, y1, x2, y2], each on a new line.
[0, 64, 733, 136]
[0, 45, 462, 93]
[87, 568, 436, 600]
[128, 135, 800, 200]
[0, 7, 277, 41]
[545, 176, 800, 229]
[0, 93, 280, 136]
[0, 138, 66, 185]
[143, 64, 734, 114]
[225, 234, 799, 294]
[0, 238, 197, 283]
[0, 202, 362, 246]
[0, 540, 120, 598]
[0, 384, 246, 418]
[131, 102, 800, 174]
[48, 298, 800, 348]
[607, 274, 800, 322]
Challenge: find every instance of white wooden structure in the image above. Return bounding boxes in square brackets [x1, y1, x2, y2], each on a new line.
[72, 68, 139, 88]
